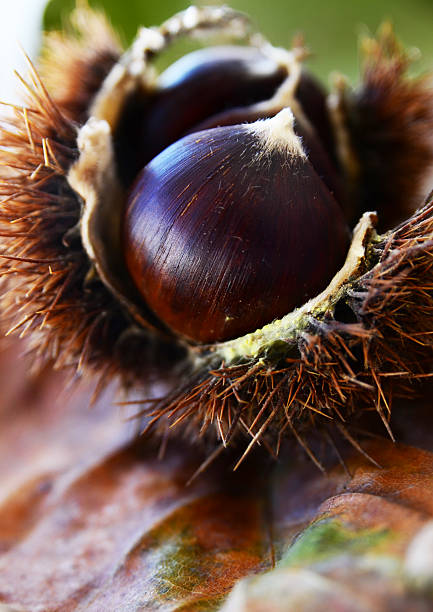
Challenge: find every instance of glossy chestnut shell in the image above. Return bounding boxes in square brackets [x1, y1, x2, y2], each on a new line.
[124, 111, 350, 343]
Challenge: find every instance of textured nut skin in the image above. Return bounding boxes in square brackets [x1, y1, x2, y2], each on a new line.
[124, 120, 350, 343]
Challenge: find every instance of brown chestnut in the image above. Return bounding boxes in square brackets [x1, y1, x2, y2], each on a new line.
[124, 109, 350, 343]
[147, 46, 288, 156]
[113, 45, 340, 190]
[114, 45, 287, 185]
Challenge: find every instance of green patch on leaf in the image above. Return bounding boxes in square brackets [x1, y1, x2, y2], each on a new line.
[146, 529, 208, 598]
[279, 518, 392, 568]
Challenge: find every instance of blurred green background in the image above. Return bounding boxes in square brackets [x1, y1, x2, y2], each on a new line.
[44, 0, 433, 85]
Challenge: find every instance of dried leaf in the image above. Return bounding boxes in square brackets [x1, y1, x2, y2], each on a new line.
[0, 338, 433, 610]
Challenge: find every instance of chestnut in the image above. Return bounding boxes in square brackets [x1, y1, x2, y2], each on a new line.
[150, 46, 337, 161]
[143, 46, 288, 160]
[124, 109, 350, 343]
[114, 45, 286, 185]
[113, 44, 340, 190]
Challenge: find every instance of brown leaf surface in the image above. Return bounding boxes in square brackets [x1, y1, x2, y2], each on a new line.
[0, 337, 433, 611]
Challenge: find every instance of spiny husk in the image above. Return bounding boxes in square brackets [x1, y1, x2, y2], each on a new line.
[38, 6, 122, 124]
[333, 23, 433, 228]
[0, 7, 432, 463]
[0, 9, 174, 389]
[146, 195, 433, 468]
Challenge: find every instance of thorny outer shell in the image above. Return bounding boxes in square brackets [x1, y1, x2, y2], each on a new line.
[0, 6, 433, 465]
